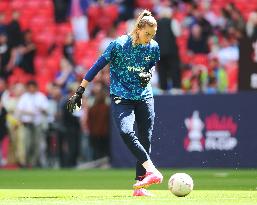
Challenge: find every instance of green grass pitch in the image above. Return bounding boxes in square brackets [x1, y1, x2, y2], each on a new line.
[0, 169, 256, 205]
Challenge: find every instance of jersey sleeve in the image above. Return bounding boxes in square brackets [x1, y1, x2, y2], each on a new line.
[101, 40, 117, 62]
[84, 56, 108, 82]
[155, 45, 160, 63]
[149, 45, 160, 69]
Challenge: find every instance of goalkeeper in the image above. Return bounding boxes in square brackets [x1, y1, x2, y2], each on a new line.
[67, 10, 163, 196]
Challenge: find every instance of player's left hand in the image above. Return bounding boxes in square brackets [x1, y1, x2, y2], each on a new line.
[139, 71, 152, 87]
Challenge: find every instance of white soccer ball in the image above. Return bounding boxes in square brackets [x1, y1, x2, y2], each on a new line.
[168, 173, 194, 197]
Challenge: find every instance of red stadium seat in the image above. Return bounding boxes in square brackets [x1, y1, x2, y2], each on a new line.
[10, 0, 24, 10]
[0, 1, 9, 12]
[34, 31, 55, 56]
[191, 55, 209, 67]
[36, 74, 51, 93]
[104, 4, 119, 21]
[173, 11, 186, 22]
[25, 0, 41, 10]
[38, 8, 54, 18]
[136, 0, 154, 10]
[95, 31, 107, 42]
[29, 16, 49, 32]
[8, 67, 34, 85]
[87, 5, 100, 34]
[20, 9, 35, 29]
[34, 56, 44, 73]
[41, 0, 53, 9]
[87, 4, 119, 34]
[58, 23, 72, 34]
[116, 21, 127, 36]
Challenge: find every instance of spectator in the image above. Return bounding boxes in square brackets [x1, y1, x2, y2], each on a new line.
[54, 58, 76, 95]
[216, 37, 239, 65]
[215, 8, 230, 34]
[155, 7, 182, 91]
[63, 33, 75, 66]
[45, 83, 62, 167]
[246, 11, 257, 40]
[2, 83, 25, 166]
[187, 24, 209, 54]
[192, 7, 212, 37]
[87, 83, 109, 160]
[79, 94, 91, 161]
[230, 9, 245, 33]
[6, 11, 23, 49]
[58, 83, 82, 167]
[19, 30, 36, 74]
[16, 80, 49, 167]
[201, 1, 219, 27]
[0, 33, 13, 79]
[0, 13, 6, 35]
[0, 96, 8, 166]
[209, 56, 228, 92]
[53, 0, 71, 23]
[46, 83, 62, 126]
[0, 78, 6, 96]
[204, 74, 217, 94]
[70, 0, 89, 41]
[117, 0, 136, 22]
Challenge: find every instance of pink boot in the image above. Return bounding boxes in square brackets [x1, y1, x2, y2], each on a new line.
[133, 188, 153, 196]
[133, 172, 163, 189]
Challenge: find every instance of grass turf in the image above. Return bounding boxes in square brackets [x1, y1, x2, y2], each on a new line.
[0, 169, 256, 205]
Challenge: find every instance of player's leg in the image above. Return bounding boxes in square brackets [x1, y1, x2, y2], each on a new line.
[133, 98, 155, 196]
[134, 98, 155, 180]
[111, 96, 162, 192]
[111, 96, 150, 165]
[133, 98, 163, 189]
[111, 98, 154, 196]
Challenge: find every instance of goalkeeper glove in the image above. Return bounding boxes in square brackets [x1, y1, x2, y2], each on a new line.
[139, 71, 152, 87]
[67, 86, 85, 113]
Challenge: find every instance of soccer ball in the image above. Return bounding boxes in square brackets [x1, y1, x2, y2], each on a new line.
[168, 173, 194, 197]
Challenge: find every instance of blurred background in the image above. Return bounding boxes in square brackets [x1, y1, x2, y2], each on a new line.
[0, 0, 256, 170]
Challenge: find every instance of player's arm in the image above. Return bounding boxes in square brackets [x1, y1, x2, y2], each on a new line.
[67, 40, 116, 113]
[67, 56, 108, 113]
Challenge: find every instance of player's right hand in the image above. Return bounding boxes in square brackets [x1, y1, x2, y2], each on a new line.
[66, 86, 85, 113]
[67, 94, 82, 113]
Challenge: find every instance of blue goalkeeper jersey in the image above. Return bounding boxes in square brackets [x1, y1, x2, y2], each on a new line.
[101, 35, 160, 100]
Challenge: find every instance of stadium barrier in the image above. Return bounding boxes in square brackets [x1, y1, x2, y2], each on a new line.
[111, 92, 257, 168]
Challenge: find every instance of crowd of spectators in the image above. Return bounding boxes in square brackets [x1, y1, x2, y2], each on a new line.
[0, 0, 256, 168]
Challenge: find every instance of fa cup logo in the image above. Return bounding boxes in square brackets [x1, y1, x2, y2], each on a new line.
[184, 111, 204, 152]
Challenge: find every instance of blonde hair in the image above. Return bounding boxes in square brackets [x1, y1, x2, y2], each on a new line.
[130, 10, 157, 45]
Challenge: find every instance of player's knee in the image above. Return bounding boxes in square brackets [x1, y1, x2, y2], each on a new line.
[119, 125, 133, 137]
[120, 131, 137, 145]
[120, 130, 132, 139]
